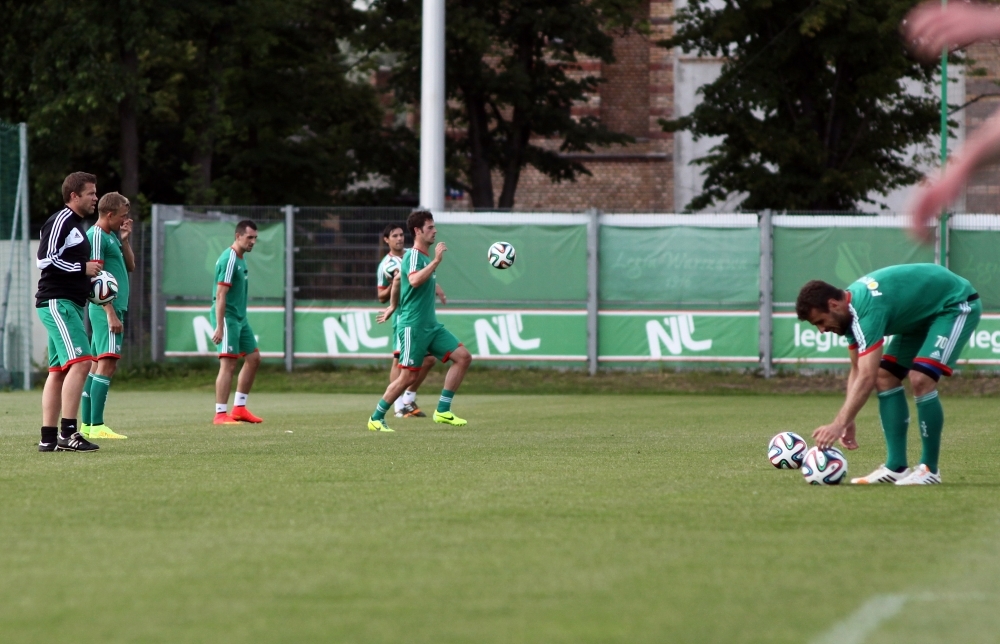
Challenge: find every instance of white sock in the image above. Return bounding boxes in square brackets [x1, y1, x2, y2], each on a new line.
[395, 397, 406, 411]
[235, 392, 248, 407]
[403, 390, 417, 405]
[216, 403, 228, 414]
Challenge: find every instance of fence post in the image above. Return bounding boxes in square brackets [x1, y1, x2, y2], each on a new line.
[150, 204, 160, 362]
[759, 209, 773, 379]
[586, 208, 600, 376]
[284, 204, 295, 372]
[19, 123, 30, 390]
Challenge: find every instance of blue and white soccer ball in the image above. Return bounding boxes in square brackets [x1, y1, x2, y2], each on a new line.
[88, 270, 119, 305]
[801, 446, 848, 485]
[767, 431, 807, 469]
[488, 241, 516, 269]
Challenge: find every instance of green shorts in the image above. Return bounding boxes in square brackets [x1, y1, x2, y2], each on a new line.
[210, 313, 258, 358]
[397, 323, 460, 370]
[883, 297, 981, 377]
[89, 305, 126, 360]
[37, 299, 93, 372]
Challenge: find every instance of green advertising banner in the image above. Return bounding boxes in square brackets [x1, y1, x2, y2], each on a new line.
[292, 306, 587, 361]
[163, 221, 285, 298]
[165, 306, 285, 357]
[600, 227, 759, 306]
[433, 224, 588, 302]
[948, 230, 1000, 310]
[773, 226, 934, 303]
[598, 311, 759, 363]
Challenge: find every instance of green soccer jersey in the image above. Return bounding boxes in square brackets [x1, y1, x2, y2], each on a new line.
[397, 248, 438, 329]
[844, 263, 976, 355]
[88, 225, 129, 312]
[214, 247, 249, 321]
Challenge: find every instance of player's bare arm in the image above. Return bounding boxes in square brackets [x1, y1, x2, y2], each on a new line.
[408, 242, 446, 288]
[903, 1, 1000, 63]
[436, 283, 447, 305]
[103, 302, 123, 334]
[120, 217, 136, 272]
[813, 347, 880, 450]
[908, 108, 1000, 241]
[377, 272, 401, 324]
[212, 283, 230, 344]
[85, 260, 101, 277]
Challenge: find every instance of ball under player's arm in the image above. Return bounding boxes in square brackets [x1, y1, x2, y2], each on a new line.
[211, 284, 229, 344]
[377, 272, 400, 324]
[813, 347, 880, 450]
[120, 217, 136, 272]
[408, 242, 446, 288]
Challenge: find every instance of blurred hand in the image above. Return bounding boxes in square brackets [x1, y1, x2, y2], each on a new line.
[903, 1, 1000, 62]
[107, 310, 123, 334]
[434, 242, 447, 261]
[120, 218, 133, 242]
[906, 171, 965, 243]
[813, 422, 845, 451]
[212, 326, 223, 345]
[376, 306, 395, 324]
[85, 261, 101, 277]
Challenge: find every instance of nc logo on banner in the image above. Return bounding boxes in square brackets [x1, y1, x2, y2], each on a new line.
[474, 314, 541, 356]
[324, 312, 389, 354]
[646, 315, 712, 357]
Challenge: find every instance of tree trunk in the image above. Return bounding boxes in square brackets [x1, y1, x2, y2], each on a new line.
[119, 46, 140, 200]
[465, 90, 494, 208]
[497, 119, 530, 209]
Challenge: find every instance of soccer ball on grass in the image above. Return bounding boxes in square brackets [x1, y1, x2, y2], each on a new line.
[89, 270, 119, 305]
[767, 431, 807, 469]
[801, 446, 848, 485]
[488, 241, 516, 269]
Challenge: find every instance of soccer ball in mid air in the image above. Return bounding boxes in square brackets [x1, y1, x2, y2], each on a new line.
[488, 241, 516, 269]
[767, 431, 807, 469]
[88, 270, 119, 305]
[801, 446, 848, 485]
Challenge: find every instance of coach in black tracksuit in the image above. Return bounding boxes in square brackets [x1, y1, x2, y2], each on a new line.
[35, 172, 102, 452]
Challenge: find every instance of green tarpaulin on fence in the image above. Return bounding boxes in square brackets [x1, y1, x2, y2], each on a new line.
[163, 221, 285, 298]
[435, 224, 587, 302]
[600, 226, 759, 306]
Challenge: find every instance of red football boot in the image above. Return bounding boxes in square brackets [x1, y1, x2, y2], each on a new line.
[213, 412, 240, 425]
[231, 406, 263, 423]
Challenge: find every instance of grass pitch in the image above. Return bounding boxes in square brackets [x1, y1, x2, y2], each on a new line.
[1, 391, 999, 643]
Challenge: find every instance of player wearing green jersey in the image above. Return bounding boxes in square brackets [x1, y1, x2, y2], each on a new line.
[368, 211, 473, 432]
[80, 193, 134, 440]
[211, 220, 264, 425]
[797, 263, 981, 485]
[377, 223, 442, 418]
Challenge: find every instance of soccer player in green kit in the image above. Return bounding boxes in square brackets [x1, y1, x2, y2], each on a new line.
[377, 222, 441, 418]
[211, 220, 264, 425]
[796, 263, 981, 485]
[80, 192, 134, 440]
[368, 210, 473, 432]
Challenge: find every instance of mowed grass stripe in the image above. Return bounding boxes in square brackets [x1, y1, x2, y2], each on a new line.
[0, 392, 998, 643]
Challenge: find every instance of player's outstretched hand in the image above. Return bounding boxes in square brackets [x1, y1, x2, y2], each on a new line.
[903, 1, 1000, 63]
[907, 170, 965, 243]
[376, 306, 394, 324]
[211, 327, 223, 345]
[812, 422, 845, 451]
[434, 242, 447, 260]
[85, 261, 102, 277]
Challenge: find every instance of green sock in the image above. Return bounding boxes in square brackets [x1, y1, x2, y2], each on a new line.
[80, 373, 95, 425]
[90, 374, 111, 426]
[372, 399, 390, 421]
[437, 389, 455, 413]
[915, 390, 944, 473]
[877, 386, 909, 471]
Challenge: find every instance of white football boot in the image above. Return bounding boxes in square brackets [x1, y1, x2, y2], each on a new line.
[851, 464, 911, 485]
[894, 464, 941, 485]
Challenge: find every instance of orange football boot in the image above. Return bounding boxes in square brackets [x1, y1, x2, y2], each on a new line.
[231, 406, 263, 423]
[213, 412, 241, 425]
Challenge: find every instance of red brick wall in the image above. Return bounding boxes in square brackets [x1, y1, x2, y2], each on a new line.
[964, 42, 1000, 213]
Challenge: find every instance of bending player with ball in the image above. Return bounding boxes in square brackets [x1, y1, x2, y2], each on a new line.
[80, 192, 134, 440]
[368, 210, 473, 432]
[796, 264, 980, 485]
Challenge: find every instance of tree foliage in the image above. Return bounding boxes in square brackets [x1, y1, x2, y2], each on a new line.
[663, 0, 944, 211]
[0, 0, 402, 223]
[365, 0, 644, 209]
